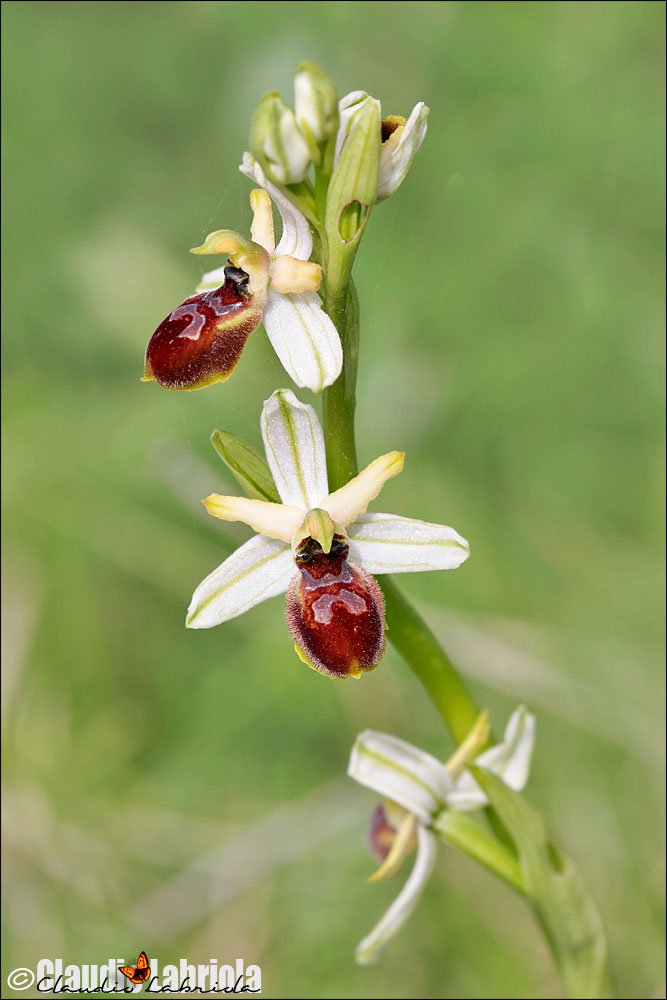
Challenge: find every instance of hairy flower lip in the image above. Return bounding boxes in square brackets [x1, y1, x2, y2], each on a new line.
[143, 267, 265, 391]
[286, 558, 386, 679]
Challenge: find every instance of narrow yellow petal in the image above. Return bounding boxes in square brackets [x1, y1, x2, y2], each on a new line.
[250, 189, 275, 253]
[270, 254, 322, 293]
[444, 710, 491, 779]
[202, 494, 303, 543]
[323, 452, 405, 527]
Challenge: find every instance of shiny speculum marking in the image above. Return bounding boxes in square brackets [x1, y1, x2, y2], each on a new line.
[144, 266, 261, 390]
[286, 534, 386, 679]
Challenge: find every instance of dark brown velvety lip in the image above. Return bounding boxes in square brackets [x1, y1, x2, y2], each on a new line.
[144, 266, 262, 390]
[286, 540, 386, 679]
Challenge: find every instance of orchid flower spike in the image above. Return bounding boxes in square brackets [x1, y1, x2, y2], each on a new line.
[143, 161, 342, 393]
[187, 389, 469, 679]
[335, 91, 430, 202]
[348, 706, 537, 963]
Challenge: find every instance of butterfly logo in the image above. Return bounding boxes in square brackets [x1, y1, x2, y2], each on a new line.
[119, 951, 151, 986]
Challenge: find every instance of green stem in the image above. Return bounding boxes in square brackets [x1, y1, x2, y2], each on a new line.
[321, 248, 480, 745]
[322, 251, 359, 487]
[432, 810, 525, 894]
[379, 577, 481, 744]
[316, 138, 608, 1000]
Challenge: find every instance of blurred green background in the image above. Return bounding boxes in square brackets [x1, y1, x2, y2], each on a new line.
[2, 2, 664, 997]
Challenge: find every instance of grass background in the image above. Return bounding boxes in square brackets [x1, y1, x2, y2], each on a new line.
[2, 2, 664, 997]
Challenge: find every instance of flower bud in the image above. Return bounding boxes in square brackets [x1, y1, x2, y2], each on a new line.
[333, 92, 378, 165]
[250, 91, 311, 185]
[294, 61, 338, 152]
[326, 92, 381, 246]
[286, 532, 386, 679]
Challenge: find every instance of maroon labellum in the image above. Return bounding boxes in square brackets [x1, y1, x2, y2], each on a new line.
[143, 265, 263, 390]
[367, 803, 398, 864]
[285, 534, 386, 679]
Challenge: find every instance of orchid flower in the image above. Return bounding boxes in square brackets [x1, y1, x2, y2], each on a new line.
[335, 91, 430, 202]
[348, 706, 536, 963]
[186, 388, 469, 679]
[143, 161, 342, 393]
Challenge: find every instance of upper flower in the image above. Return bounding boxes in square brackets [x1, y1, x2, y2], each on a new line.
[186, 388, 470, 679]
[143, 158, 342, 394]
[335, 91, 430, 202]
[348, 706, 536, 963]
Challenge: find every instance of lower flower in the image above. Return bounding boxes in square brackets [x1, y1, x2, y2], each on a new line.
[348, 706, 536, 963]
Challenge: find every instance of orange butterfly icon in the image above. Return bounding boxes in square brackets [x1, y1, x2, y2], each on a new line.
[119, 951, 151, 986]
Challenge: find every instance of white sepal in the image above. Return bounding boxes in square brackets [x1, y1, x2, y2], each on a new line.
[186, 534, 294, 629]
[323, 454, 404, 527]
[445, 706, 537, 811]
[260, 389, 328, 510]
[348, 730, 453, 823]
[347, 512, 470, 574]
[355, 825, 437, 965]
[240, 153, 313, 261]
[262, 289, 343, 393]
[378, 102, 429, 201]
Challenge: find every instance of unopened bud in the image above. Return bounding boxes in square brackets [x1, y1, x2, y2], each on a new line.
[326, 92, 381, 248]
[250, 91, 311, 185]
[294, 61, 338, 157]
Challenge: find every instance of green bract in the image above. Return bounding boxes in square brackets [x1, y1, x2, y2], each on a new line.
[210, 430, 280, 503]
